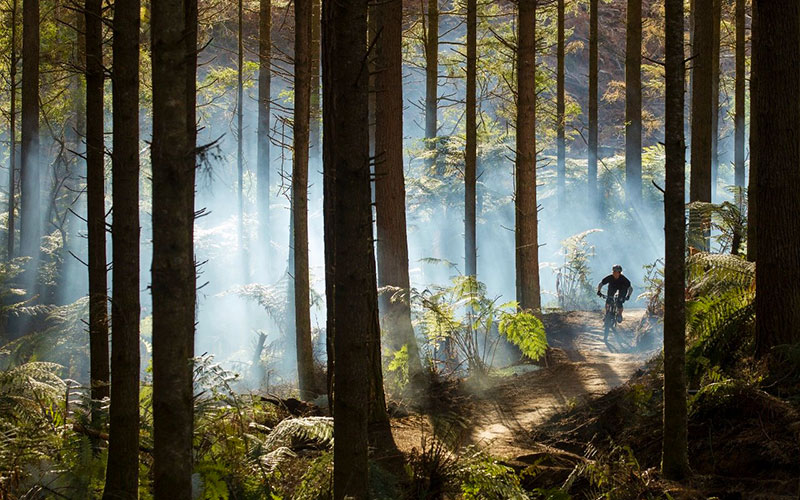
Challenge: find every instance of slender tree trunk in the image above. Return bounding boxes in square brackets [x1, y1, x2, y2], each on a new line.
[7, 0, 18, 261]
[374, 0, 424, 383]
[293, 0, 316, 399]
[20, 0, 39, 263]
[556, 0, 566, 211]
[625, 0, 642, 206]
[588, 0, 598, 212]
[257, 0, 271, 252]
[323, 0, 372, 495]
[238, 0, 247, 279]
[710, 0, 720, 201]
[746, 4, 757, 263]
[103, 0, 140, 495]
[310, 0, 321, 158]
[661, 0, 689, 480]
[465, 0, 477, 276]
[516, 0, 540, 313]
[84, 0, 109, 424]
[425, 0, 439, 170]
[690, 0, 712, 251]
[151, 0, 197, 495]
[753, 0, 800, 360]
[733, 0, 745, 189]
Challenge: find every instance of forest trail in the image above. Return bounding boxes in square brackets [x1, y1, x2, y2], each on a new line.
[392, 310, 657, 461]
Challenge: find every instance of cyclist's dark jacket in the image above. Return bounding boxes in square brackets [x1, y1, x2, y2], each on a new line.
[600, 274, 632, 300]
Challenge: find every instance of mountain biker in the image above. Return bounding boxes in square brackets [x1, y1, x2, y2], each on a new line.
[597, 265, 633, 322]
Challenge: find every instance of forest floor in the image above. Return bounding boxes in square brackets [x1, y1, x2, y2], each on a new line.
[389, 309, 800, 498]
[390, 309, 656, 460]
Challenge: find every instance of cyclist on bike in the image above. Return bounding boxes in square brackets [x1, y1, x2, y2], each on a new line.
[597, 265, 633, 322]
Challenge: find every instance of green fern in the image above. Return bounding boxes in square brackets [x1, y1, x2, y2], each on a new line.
[455, 447, 530, 500]
[685, 253, 756, 385]
[498, 310, 548, 362]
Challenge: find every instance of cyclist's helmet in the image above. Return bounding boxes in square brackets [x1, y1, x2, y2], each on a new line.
[612, 265, 623, 272]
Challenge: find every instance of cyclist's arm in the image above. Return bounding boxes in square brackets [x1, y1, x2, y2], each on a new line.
[625, 283, 633, 300]
[597, 275, 610, 296]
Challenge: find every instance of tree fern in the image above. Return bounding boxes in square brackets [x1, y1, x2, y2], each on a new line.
[685, 253, 756, 384]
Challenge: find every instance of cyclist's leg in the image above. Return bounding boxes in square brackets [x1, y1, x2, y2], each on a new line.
[616, 295, 624, 322]
[603, 296, 614, 340]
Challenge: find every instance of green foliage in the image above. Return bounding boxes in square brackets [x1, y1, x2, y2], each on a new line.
[685, 253, 756, 385]
[407, 437, 530, 500]
[0, 357, 71, 496]
[293, 452, 333, 500]
[386, 344, 411, 391]
[2, 297, 88, 381]
[412, 276, 548, 376]
[549, 229, 602, 311]
[457, 448, 529, 500]
[687, 187, 748, 255]
[498, 311, 548, 361]
[638, 260, 664, 317]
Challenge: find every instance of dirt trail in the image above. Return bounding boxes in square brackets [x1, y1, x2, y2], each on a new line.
[391, 309, 657, 460]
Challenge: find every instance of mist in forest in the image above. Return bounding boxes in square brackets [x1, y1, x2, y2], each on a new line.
[0, 0, 745, 386]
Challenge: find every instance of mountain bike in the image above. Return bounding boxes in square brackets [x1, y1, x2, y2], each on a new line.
[599, 293, 623, 342]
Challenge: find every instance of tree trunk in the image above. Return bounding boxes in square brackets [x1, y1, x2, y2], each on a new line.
[7, 0, 18, 261]
[103, 0, 140, 495]
[588, 0, 598, 212]
[464, 0, 477, 279]
[84, 0, 109, 424]
[733, 0, 745, 189]
[238, 0, 247, 280]
[374, 0, 424, 382]
[293, 0, 316, 399]
[746, 4, 757, 263]
[753, 0, 800, 360]
[151, 0, 197, 495]
[556, 0, 566, 211]
[516, 0, 540, 313]
[625, 0, 642, 206]
[310, 0, 321, 159]
[661, 0, 689, 480]
[257, 0, 271, 251]
[425, 0, 439, 170]
[323, 0, 372, 495]
[690, 0, 712, 251]
[710, 0, 720, 201]
[20, 0, 39, 263]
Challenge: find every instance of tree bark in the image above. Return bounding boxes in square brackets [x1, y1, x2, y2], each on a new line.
[237, 0, 247, 279]
[588, 0, 598, 212]
[310, 0, 321, 159]
[746, 3, 757, 263]
[323, 0, 372, 495]
[293, 0, 316, 399]
[425, 0, 439, 170]
[661, 0, 689, 480]
[690, 0, 713, 251]
[7, 0, 18, 261]
[753, 0, 800, 360]
[103, 0, 140, 495]
[257, 0, 271, 250]
[465, 0, 477, 278]
[733, 0, 745, 189]
[374, 0, 424, 382]
[625, 0, 642, 206]
[710, 0, 720, 201]
[556, 0, 566, 211]
[84, 0, 109, 424]
[20, 0, 39, 263]
[151, 0, 197, 495]
[516, 0, 540, 312]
